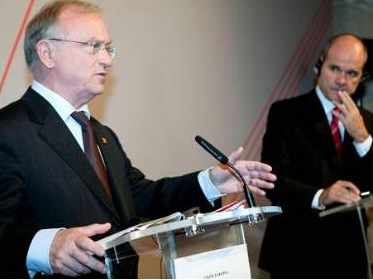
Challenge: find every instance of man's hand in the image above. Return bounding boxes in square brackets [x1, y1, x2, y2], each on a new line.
[319, 180, 361, 206]
[50, 223, 111, 277]
[209, 147, 276, 196]
[334, 91, 369, 142]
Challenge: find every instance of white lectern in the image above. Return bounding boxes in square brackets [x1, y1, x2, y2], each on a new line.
[99, 206, 282, 278]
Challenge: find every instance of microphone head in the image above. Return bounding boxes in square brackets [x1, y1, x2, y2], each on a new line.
[195, 135, 229, 164]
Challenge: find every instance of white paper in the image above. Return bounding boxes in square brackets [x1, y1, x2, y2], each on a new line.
[174, 244, 251, 279]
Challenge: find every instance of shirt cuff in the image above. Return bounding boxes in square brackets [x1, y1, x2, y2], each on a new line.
[311, 189, 326, 210]
[353, 135, 372, 157]
[198, 168, 225, 205]
[26, 228, 64, 277]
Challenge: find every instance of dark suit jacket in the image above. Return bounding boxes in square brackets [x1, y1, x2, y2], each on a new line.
[0, 88, 214, 278]
[259, 90, 373, 278]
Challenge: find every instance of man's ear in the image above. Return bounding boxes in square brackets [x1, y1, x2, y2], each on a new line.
[35, 40, 56, 68]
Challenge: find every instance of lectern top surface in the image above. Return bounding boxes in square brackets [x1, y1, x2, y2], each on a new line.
[319, 195, 373, 218]
[99, 206, 282, 250]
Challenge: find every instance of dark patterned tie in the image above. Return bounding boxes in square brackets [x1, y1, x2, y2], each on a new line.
[330, 107, 342, 157]
[71, 111, 112, 198]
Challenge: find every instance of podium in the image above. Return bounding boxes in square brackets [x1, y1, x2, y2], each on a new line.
[320, 196, 373, 278]
[99, 206, 282, 278]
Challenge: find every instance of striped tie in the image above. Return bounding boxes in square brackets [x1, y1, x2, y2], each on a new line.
[72, 111, 112, 198]
[330, 107, 342, 157]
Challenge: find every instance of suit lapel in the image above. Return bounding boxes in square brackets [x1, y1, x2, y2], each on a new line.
[302, 92, 339, 162]
[22, 88, 120, 221]
[92, 121, 136, 224]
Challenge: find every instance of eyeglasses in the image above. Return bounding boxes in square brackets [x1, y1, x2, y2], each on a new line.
[47, 38, 116, 59]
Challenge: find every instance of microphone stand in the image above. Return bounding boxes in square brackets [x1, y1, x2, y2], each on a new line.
[195, 135, 256, 208]
[225, 162, 256, 208]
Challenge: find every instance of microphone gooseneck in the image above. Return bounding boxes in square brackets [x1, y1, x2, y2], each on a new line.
[195, 135, 256, 208]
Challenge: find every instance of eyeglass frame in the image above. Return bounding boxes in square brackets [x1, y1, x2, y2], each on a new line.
[46, 38, 116, 59]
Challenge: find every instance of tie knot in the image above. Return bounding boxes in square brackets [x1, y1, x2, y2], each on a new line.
[332, 107, 341, 121]
[71, 111, 90, 128]
[332, 107, 341, 114]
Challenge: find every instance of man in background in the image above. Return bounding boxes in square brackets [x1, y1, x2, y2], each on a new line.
[0, 0, 276, 278]
[259, 33, 373, 278]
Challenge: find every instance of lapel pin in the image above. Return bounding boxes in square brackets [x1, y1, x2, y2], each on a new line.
[101, 137, 108, 144]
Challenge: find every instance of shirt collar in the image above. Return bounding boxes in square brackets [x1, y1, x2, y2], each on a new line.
[31, 80, 90, 121]
[315, 85, 335, 117]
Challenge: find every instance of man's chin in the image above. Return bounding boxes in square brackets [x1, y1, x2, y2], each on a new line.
[90, 86, 105, 96]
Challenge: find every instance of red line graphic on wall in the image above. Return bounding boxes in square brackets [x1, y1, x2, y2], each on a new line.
[0, 0, 36, 94]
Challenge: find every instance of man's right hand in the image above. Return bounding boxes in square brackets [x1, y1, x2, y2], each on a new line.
[49, 223, 111, 277]
[319, 180, 361, 206]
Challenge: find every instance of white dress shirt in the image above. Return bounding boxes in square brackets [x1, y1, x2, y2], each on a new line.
[26, 80, 222, 275]
[311, 86, 372, 209]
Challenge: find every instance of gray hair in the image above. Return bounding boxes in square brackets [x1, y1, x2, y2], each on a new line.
[24, 0, 100, 69]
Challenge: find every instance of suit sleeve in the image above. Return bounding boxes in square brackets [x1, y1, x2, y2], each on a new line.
[0, 139, 38, 278]
[107, 128, 217, 220]
[346, 109, 373, 189]
[262, 102, 321, 212]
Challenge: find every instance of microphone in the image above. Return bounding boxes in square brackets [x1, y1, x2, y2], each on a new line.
[195, 135, 256, 208]
[195, 135, 228, 164]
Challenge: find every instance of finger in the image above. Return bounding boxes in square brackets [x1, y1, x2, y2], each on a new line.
[336, 91, 351, 111]
[340, 181, 360, 195]
[258, 171, 277, 181]
[248, 178, 275, 189]
[334, 94, 350, 116]
[247, 186, 266, 196]
[228, 147, 244, 164]
[76, 236, 106, 258]
[244, 170, 277, 182]
[65, 257, 91, 275]
[337, 195, 360, 205]
[333, 104, 344, 117]
[345, 186, 361, 196]
[72, 248, 105, 274]
[331, 186, 360, 204]
[53, 253, 90, 276]
[339, 90, 356, 109]
[347, 192, 361, 202]
[80, 223, 111, 238]
[238, 160, 273, 172]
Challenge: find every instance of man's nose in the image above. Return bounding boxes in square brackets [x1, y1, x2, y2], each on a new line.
[335, 71, 348, 85]
[98, 50, 113, 68]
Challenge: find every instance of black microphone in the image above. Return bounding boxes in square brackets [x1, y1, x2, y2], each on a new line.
[195, 135, 228, 164]
[195, 135, 256, 208]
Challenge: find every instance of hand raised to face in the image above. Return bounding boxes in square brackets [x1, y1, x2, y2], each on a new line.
[333, 90, 369, 142]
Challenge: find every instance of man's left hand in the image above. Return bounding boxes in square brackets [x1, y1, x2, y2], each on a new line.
[209, 147, 276, 196]
[335, 91, 369, 142]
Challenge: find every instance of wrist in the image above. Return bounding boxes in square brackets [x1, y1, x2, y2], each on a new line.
[319, 189, 327, 208]
[354, 130, 369, 143]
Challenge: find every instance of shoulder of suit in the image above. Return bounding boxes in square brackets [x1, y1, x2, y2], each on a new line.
[0, 98, 28, 122]
[270, 91, 314, 114]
